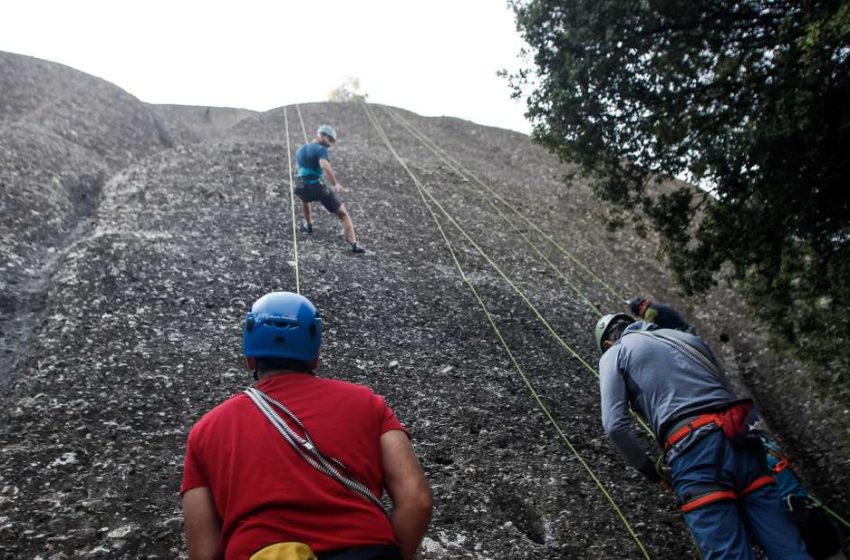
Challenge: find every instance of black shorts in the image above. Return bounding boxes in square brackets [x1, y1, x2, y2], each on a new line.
[294, 179, 342, 214]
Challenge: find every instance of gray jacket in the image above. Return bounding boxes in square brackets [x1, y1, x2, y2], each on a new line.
[598, 322, 737, 474]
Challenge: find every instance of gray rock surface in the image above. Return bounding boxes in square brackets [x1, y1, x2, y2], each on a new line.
[1, 50, 847, 558]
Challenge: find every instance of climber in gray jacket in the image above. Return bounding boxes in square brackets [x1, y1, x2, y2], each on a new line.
[594, 313, 809, 560]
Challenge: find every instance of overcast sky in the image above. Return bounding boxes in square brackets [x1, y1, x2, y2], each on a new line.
[1, 0, 533, 134]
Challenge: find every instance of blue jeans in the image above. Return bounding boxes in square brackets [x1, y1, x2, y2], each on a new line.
[670, 430, 811, 559]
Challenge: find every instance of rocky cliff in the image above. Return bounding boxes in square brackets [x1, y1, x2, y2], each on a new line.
[1, 50, 847, 559]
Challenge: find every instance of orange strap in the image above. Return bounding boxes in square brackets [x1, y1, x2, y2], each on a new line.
[739, 475, 775, 496]
[664, 414, 722, 450]
[680, 490, 737, 513]
[771, 458, 789, 474]
[679, 476, 776, 512]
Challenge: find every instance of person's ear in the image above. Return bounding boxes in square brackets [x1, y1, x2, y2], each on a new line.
[245, 357, 257, 370]
[309, 352, 320, 372]
[603, 339, 613, 349]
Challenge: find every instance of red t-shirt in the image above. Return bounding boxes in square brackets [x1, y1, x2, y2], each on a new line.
[181, 373, 407, 559]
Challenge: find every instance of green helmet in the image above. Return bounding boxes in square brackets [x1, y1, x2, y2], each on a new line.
[317, 124, 337, 142]
[594, 313, 634, 353]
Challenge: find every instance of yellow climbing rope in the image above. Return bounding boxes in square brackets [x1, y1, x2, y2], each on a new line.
[362, 102, 652, 560]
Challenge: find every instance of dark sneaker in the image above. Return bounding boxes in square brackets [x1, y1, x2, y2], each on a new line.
[300, 221, 313, 235]
[351, 243, 366, 254]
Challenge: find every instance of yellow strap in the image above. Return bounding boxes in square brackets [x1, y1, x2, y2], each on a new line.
[249, 542, 317, 560]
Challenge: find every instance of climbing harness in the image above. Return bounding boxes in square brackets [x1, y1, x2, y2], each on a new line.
[362, 102, 652, 559]
[676, 474, 776, 513]
[244, 387, 388, 514]
[663, 401, 761, 449]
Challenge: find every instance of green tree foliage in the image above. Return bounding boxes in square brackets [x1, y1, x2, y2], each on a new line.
[508, 0, 850, 383]
[328, 77, 368, 103]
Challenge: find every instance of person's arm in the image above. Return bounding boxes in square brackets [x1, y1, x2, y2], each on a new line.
[319, 159, 345, 193]
[381, 430, 432, 560]
[182, 487, 223, 560]
[599, 354, 659, 482]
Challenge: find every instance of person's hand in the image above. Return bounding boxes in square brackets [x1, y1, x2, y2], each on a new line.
[333, 183, 346, 194]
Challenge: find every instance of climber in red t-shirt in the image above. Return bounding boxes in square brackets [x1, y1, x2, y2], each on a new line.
[180, 292, 432, 560]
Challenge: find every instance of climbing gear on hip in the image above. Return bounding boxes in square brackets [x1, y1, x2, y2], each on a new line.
[249, 542, 317, 560]
[630, 329, 766, 448]
[243, 387, 388, 514]
[299, 175, 323, 185]
[664, 400, 761, 450]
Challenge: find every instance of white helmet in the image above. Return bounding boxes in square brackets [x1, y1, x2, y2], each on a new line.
[317, 124, 337, 142]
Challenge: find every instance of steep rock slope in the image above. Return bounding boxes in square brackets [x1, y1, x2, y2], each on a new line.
[0, 56, 847, 558]
[0, 51, 175, 384]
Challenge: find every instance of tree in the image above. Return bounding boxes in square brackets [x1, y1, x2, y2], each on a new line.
[507, 0, 850, 385]
[328, 77, 368, 103]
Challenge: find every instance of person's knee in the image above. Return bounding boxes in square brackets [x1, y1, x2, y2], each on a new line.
[336, 206, 349, 220]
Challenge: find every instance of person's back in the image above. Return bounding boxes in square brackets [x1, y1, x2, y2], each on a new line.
[182, 373, 401, 558]
[181, 292, 431, 560]
[595, 313, 810, 560]
[296, 142, 328, 182]
[292, 127, 366, 253]
[600, 322, 735, 444]
[646, 302, 692, 332]
[627, 297, 693, 332]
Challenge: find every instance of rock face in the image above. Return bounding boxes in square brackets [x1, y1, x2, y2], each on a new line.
[0, 50, 847, 558]
[0, 51, 177, 390]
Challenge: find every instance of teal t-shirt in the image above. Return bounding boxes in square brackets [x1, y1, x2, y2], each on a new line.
[296, 142, 329, 182]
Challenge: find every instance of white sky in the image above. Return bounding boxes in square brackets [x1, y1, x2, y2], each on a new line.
[0, 0, 533, 134]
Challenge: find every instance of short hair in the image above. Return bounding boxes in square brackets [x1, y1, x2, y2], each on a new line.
[605, 318, 632, 344]
[255, 357, 312, 374]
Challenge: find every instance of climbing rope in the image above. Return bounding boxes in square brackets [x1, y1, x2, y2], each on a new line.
[283, 107, 301, 294]
[819, 501, 850, 531]
[384, 108, 603, 316]
[372, 104, 850, 544]
[385, 108, 631, 304]
[295, 104, 309, 143]
[362, 101, 652, 559]
[366, 103, 655, 435]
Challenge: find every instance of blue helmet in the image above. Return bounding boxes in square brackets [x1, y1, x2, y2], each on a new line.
[243, 292, 322, 363]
